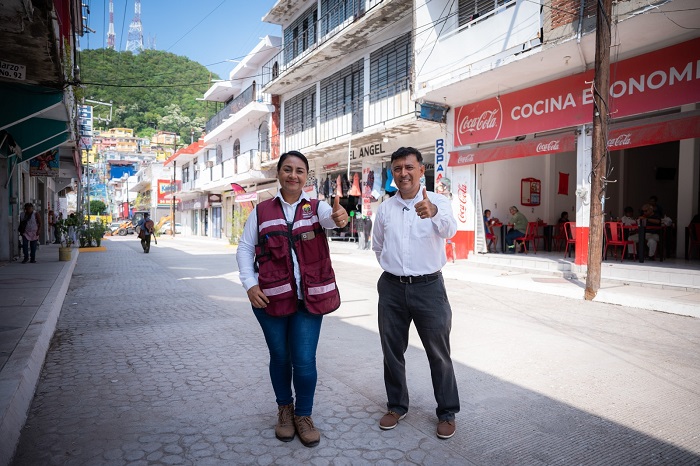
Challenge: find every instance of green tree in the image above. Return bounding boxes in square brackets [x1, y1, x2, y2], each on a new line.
[89, 200, 107, 215]
[80, 49, 218, 137]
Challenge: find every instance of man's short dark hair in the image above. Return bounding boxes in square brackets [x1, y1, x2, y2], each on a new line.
[144, 213, 150, 217]
[390, 147, 423, 164]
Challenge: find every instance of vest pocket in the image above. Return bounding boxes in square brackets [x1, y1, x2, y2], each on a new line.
[302, 260, 340, 315]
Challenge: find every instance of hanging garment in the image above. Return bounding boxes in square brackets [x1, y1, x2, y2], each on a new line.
[349, 172, 362, 196]
[341, 174, 349, 197]
[323, 175, 330, 198]
[371, 168, 383, 201]
[385, 167, 397, 192]
[335, 174, 343, 198]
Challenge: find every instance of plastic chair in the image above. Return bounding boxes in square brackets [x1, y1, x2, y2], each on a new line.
[552, 223, 567, 251]
[689, 223, 700, 259]
[563, 222, 576, 258]
[514, 222, 538, 254]
[604, 221, 635, 262]
[486, 226, 497, 253]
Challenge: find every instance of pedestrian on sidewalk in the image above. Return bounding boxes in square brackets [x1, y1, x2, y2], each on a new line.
[19, 203, 41, 263]
[236, 150, 348, 448]
[136, 213, 154, 253]
[371, 147, 460, 440]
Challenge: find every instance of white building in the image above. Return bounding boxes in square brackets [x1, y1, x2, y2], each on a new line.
[260, 0, 448, 235]
[414, 0, 700, 265]
[166, 36, 282, 240]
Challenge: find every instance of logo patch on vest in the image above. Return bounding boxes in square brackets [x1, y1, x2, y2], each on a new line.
[301, 204, 313, 218]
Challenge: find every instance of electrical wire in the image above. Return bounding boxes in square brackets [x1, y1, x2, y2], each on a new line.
[163, 0, 227, 52]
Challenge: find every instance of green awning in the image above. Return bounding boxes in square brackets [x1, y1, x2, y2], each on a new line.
[0, 83, 64, 131]
[6, 118, 70, 162]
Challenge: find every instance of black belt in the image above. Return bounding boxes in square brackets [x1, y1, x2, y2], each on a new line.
[384, 271, 441, 284]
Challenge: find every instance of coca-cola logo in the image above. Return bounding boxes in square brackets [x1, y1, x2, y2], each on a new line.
[458, 109, 499, 134]
[536, 140, 561, 153]
[457, 184, 467, 223]
[607, 133, 631, 148]
[457, 154, 474, 165]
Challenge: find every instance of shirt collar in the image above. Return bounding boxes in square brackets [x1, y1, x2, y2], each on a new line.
[275, 190, 310, 208]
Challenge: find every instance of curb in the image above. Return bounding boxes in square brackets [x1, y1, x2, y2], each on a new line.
[0, 249, 79, 466]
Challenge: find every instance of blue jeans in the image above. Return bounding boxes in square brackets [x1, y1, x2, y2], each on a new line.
[253, 302, 323, 417]
[505, 229, 525, 249]
[22, 236, 37, 261]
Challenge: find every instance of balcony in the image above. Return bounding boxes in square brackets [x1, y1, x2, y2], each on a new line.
[261, 0, 410, 95]
[204, 87, 274, 145]
[284, 77, 413, 153]
[194, 150, 277, 193]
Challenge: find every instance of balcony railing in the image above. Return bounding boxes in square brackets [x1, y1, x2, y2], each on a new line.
[283, 76, 412, 151]
[262, 0, 385, 88]
[205, 84, 270, 133]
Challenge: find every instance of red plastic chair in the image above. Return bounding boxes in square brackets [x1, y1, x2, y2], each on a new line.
[514, 222, 538, 254]
[563, 222, 576, 258]
[689, 223, 700, 259]
[552, 223, 567, 251]
[604, 221, 635, 262]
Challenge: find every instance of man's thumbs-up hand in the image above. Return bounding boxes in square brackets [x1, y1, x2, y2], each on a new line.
[414, 187, 437, 219]
[331, 195, 349, 228]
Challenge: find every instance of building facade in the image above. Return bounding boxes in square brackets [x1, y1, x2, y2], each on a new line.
[414, 0, 700, 264]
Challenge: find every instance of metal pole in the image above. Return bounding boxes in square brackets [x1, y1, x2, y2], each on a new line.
[171, 160, 176, 238]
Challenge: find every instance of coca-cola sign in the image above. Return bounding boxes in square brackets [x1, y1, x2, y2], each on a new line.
[453, 38, 700, 147]
[454, 98, 503, 147]
[457, 184, 468, 224]
[536, 140, 561, 153]
[607, 133, 631, 148]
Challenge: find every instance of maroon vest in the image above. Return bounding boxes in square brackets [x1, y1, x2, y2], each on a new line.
[254, 197, 340, 317]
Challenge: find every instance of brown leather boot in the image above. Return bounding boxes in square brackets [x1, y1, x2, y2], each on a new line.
[294, 415, 320, 447]
[275, 403, 295, 442]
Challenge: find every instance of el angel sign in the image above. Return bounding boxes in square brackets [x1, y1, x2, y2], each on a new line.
[454, 38, 700, 147]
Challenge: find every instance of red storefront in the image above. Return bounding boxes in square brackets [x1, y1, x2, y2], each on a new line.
[447, 38, 700, 263]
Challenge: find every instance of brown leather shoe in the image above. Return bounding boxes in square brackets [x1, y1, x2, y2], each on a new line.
[294, 415, 320, 447]
[436, 419, 456, 439]
[275, 403, 295, 442]
[379, 411, 406, 430]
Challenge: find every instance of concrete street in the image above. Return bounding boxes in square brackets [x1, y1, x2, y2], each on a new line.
[9, 236, 700, 465]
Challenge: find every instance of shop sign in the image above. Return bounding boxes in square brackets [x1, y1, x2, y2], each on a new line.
[234, 192, 257, 203]
[448, 134, 576, 166]
[435, 138, 446, 184]
[607, 112, 700, 150]
[208, 194, 222, 203]
[157, 179, 181, 205]
[454, 38, 700, 146]
[349, 142, 387, 160]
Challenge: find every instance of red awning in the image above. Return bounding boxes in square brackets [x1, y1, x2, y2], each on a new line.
[607, 112, 700, 151]
[448, 133, 576, 167]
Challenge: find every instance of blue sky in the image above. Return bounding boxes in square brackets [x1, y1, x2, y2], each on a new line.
[81, 0, 282, 79]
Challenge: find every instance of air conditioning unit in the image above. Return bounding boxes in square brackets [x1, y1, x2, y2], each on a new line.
[206, 160, 214, 168]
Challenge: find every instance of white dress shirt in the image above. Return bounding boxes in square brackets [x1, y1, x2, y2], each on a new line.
[236, 191, 338, 298]
[372, 190, 457, 276]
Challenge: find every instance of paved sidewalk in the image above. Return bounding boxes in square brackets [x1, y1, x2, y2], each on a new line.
[1, 236, 699, 465]
[0, 244, 79, 465]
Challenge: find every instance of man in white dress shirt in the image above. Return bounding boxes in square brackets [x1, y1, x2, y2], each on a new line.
[372, 147, 460, 440]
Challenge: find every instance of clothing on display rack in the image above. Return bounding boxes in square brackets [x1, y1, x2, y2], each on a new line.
[349, 173, 362, 196]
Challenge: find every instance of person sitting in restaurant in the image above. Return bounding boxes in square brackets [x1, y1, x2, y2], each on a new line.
[648, 195, 664, 218]
[483, 209, 499, 252]
[505, 206, 528, 253]
[557, 211, 569, 224]
[628, 204, 662, 260]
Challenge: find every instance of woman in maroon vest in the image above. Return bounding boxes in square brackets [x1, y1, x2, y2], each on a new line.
[236, 151, 348, 447]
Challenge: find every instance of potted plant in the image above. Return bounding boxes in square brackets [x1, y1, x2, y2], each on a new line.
[56, 218, 74, 261]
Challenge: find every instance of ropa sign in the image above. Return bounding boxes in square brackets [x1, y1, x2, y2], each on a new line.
[435, 139, 446, 184]
[453, 37, 700, 146]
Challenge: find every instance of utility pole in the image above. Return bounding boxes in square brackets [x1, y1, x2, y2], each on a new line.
[585, 0, 613, 301]
[171, 160, 176, 238]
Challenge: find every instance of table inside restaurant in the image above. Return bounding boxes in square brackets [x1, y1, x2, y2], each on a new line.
[621, 223, 666, 263]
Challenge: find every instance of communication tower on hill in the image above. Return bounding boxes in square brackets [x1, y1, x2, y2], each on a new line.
[126, 0, 144, 53]
[107, 0, 115, 49]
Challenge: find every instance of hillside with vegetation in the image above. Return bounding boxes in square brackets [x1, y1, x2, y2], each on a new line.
[80, 48, 219, 142]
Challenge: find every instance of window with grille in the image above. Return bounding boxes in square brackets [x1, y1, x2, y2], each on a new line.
[284, 6, 318, 62]
[320, 60, 364, 123]
[369, 32, 411, 102]
[182, 164, 190, 183]
[458, 0, 500, 27]
[193, 158, 200, 180]
[285, 87, 317, 135]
